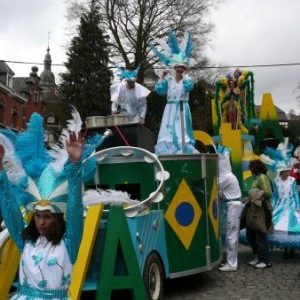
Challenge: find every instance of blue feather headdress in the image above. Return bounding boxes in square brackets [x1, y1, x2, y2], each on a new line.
[115, 63, 141, 81]
[148, 31, 196, 67]
[260, 138, 293, 172]
[0, 107, 106, 213]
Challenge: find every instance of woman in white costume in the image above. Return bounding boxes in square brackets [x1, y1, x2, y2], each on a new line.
[149, 31, 198, 154]
[0, 109, 103, 299]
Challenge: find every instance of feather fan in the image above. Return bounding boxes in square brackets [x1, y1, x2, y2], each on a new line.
[14, 113, 50, 178]
[67, 107, 82, 139]
[167, 31, 180, 54]
[49, 107, 104, 175]
[181, 31, 193, 58]
[83, 189, 140, 206]
[260, 154, 277, 171]
[0, 132, 26, 184]
[148, 41, 171, 66]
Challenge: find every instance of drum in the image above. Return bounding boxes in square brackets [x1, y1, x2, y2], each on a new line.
[85, 116, 107, 128]
[113, 115, 129, 125]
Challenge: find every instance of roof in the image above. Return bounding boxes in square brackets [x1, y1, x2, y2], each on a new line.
[0, 61, 15, 75]
[255, 105, 288, 121]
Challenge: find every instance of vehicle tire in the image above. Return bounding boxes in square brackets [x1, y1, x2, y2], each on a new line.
[143, 252, 164, 300]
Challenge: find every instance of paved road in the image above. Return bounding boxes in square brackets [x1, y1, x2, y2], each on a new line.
[162, 245, 300, 300]
[81, 244, 300, 300]
[8, 245, 300, 299]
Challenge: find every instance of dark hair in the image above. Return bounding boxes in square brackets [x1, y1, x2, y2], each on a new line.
[248, 159, 268, 175]
[22, 213, 66, 245]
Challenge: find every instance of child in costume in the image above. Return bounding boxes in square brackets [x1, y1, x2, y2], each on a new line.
[0, 109, 105, 299]
[149, 31, 198, 154]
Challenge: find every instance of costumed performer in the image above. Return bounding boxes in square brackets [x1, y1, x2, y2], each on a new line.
[110, 64, 151, 124]
[260, 142, 300, 258]
[0, 108, 106, 299]
[217, 145, 242, 272]
[149, 31, 199, 154]
[289, 145, 300, 195]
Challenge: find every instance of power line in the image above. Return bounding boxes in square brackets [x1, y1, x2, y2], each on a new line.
[2, 59, 300, 69]
[201, 62, 300, 69]
[0, 60, 63, 67]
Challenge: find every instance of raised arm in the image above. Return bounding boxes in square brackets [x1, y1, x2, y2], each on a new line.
[0, 145, 25, 251]
[64, 132, 85, 264]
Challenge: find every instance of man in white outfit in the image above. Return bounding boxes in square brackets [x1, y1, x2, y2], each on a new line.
[217, 146, 242, 272]
[110, 65, 150, 124]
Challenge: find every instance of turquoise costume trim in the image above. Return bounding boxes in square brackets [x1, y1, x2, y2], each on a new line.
[154, 77, 197, 155]
[0, 171, 25, 251]
[17, 284, 68, 299]
[64, 162, 83, 264]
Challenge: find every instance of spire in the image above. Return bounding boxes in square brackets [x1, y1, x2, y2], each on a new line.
[39, 32, 55, 87]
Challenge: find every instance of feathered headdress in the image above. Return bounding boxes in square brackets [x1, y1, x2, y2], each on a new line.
[0, 107, 107, 214]
[260, 138, 293, 172]
[148, 31, 196, 68]
[115, 63, 141, 81]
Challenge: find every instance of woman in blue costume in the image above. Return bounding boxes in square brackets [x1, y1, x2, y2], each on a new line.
[0, 109, 104, 299]
[149, 31, 198, 154]
[259, 142, 300, 257]
[268, 167, 300, 257]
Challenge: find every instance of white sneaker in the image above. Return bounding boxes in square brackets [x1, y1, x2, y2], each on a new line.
[255, 262, 272, 269]
[218, 264, 237, 272]
[248, 257, 259, 266]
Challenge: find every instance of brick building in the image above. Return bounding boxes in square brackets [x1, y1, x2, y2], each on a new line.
[0, 47, 65, 146]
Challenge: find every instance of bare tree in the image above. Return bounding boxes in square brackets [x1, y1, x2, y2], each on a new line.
[66, 0, 220, 83]
[293, 83, 300, 113]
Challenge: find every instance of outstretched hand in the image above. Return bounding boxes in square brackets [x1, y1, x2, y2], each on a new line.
[66, 132, 85, 162]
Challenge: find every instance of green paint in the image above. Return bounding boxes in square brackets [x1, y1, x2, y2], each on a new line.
[96, 206, 148, 300]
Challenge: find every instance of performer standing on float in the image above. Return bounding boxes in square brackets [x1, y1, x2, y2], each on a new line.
[110, 64, 151, 124]
[149, 31, 198, 154]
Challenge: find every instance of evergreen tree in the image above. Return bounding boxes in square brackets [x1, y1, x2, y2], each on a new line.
[59, 0, 112, 119]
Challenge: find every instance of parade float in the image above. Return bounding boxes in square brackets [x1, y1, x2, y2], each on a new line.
[0, 68, 286, 300]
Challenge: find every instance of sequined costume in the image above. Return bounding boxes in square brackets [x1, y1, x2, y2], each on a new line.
[268, 175, 300, 249]
[0, 110, 102, 299]
[154, 75, 198, 154]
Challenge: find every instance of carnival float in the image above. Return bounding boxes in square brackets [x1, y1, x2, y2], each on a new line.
[0, 66, 287, 300]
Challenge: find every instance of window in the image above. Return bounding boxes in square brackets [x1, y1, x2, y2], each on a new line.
[46, 114, 56, 124]
[34, 91, 39, 104]
[12, 107, 18, 128]
[0, 101, 4, 123]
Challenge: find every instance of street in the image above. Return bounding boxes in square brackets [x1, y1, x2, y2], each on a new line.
[8, 245, 300, 300]
[81, 245, 300, 300]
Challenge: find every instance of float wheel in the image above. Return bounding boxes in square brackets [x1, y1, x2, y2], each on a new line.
[143, 252, 164, 300]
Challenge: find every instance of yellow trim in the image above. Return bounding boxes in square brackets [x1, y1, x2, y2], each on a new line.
[193, 130, 215, 146]
[69, 204, 104, 300]
[0, 239, 20, 299]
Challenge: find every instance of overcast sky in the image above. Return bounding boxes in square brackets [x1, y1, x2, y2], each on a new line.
[1, 0, 300, 113]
